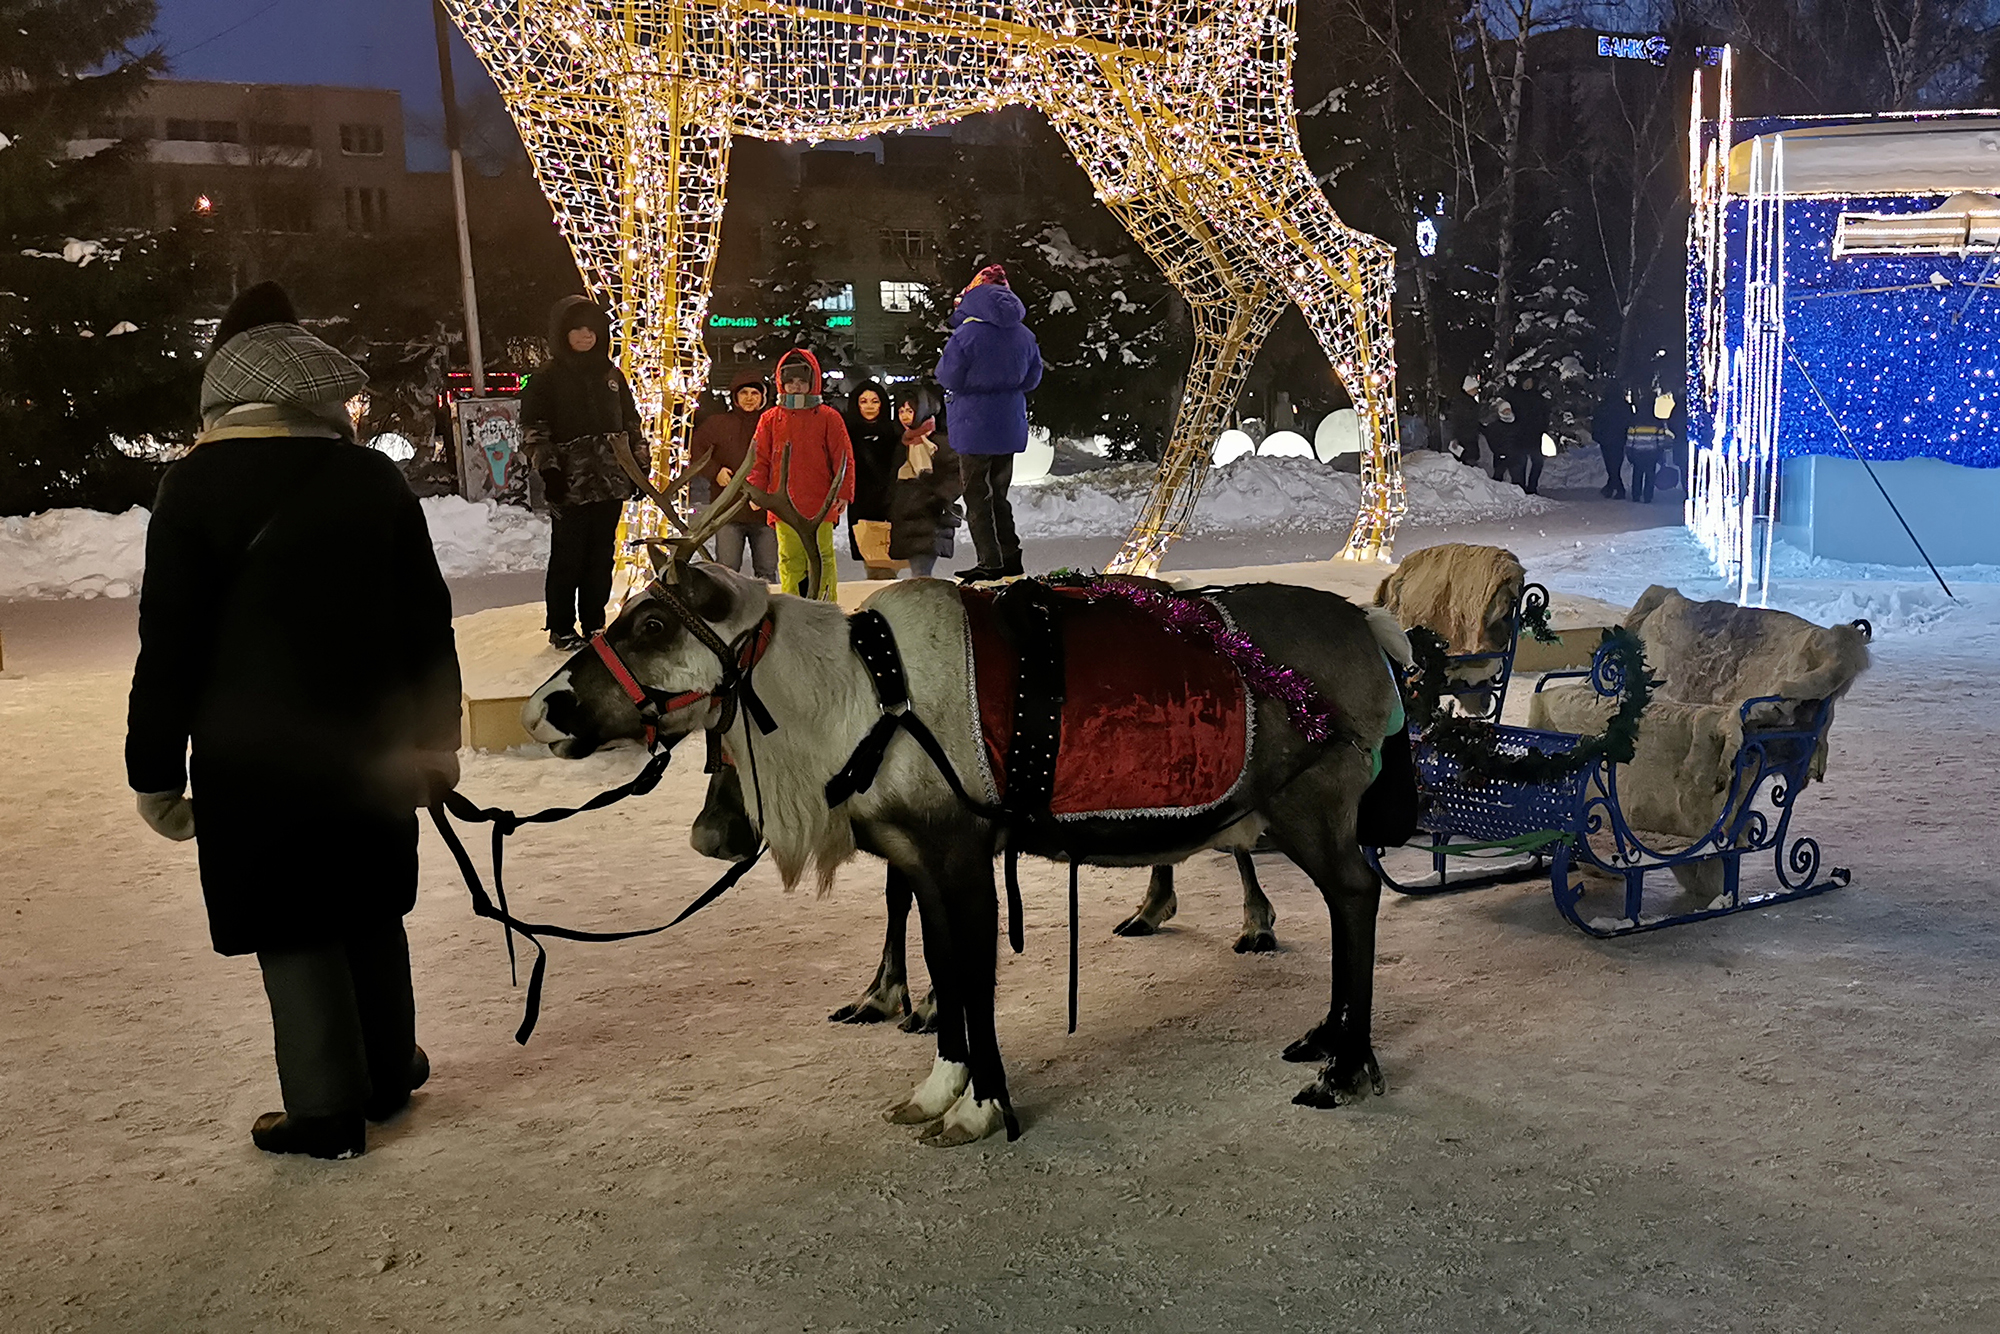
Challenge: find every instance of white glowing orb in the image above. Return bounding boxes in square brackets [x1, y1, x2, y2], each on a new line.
[1540, 433, 1557, 457]
[368, 432, 417, 462]
[1313, 409, 1360, 461]
[1014, 426, 1055, 483]
[1212, 429, 1255, 466]
[1257, 430, 1313, 458]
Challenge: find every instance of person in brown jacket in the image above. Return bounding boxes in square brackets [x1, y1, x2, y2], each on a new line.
[689, 368, 776, 582]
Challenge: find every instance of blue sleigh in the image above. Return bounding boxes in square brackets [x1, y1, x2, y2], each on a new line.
[1366, 585, 1868, 938]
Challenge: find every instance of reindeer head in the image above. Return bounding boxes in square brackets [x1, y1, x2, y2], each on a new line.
[523, 435, 846, 759]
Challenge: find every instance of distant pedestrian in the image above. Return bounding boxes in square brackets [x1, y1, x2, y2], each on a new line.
[1627, 421, 1666, 504]
[887, 392, 962, 579]
[1591, 389, 1632, 499]
[844, 379, 904, 580]
[1510, 373, 1551, 495]
[1448, 374, 1484, 469]
[126, 282, 461, 1161]
[521, 296, 645, 650]
[689, 368, 777, 581]
[1484, 399, 1529, 489]
[747, 350, 855, 599]
[936, 264, 1042, 581]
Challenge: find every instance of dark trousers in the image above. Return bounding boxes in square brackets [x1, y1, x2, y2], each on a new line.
[546, 499, 624, 634]
[1491, 450, 1527, 488]
[257, 919, 415, 1118]
[1525, 449, 1544, 495]
[713, 520, 778, 583]
[1628, 447, 1660, 503]
[961, 453, 1020, 571]
[1599, 441, 1627, 496]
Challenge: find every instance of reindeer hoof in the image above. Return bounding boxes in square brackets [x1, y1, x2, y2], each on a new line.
[1282, 1024, 1338, 1064]
[1292, 1052, 1384, 1108]
[1233, 930, 1278, 954]
[918, 1090, 1007, 1147]
[885, 1056, 968, 1124]
[898, 993, 939, 1035]
[829, 982, 908, 1025]
[1111, 914, 1159, 937]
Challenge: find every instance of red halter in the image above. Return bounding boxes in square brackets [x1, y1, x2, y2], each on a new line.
[589, 614, 775, 751]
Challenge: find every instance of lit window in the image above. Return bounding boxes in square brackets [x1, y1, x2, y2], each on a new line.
[879, 280, 927, 312]
[810, 283, 855, 312]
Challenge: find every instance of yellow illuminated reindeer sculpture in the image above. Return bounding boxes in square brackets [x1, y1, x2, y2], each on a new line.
[444, 0, 1405, 571]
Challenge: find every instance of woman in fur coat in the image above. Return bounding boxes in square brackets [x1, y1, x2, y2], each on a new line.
[886, 392, 962, 578]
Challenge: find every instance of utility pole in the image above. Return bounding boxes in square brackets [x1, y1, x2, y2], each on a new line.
[433, 0, 485, 394]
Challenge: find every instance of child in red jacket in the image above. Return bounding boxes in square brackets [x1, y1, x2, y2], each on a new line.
[746, 351, 856, 599]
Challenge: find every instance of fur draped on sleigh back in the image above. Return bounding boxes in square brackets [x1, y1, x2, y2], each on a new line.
[1374, 543, 1527, 656]
[1528, 585, 1871, 845]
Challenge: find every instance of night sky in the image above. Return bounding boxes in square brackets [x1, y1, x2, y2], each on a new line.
[147, 0, 497, 171]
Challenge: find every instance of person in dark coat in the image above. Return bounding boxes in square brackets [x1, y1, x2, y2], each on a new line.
[520, 296, 645, 650]
[887, 391, 962, 578]
[843, 379, 904, 579]
[935, 264, 1042, 581]
[1591, 388, 1632, 498]
[1510, 373, 1552, 495]
[125, 282, 462, 1161]
[689, 368, 776, 581]
[1483, 398, 1529, 488]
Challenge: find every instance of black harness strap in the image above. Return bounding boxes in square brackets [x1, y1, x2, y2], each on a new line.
[432, 750, 765, 1044]
[827, 598, 1086, 1033]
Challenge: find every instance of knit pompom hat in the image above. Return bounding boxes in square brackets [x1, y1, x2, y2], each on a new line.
[964, 263, 1009, 292]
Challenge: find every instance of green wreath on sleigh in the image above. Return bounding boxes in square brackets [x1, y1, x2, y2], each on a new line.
[1403, 622, 1658, 786]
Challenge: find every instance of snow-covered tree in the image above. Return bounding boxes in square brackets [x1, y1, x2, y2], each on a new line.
[0, 0, 212, 515]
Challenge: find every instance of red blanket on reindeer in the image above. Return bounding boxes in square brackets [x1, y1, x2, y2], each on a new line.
[959, 583, 1249, 820]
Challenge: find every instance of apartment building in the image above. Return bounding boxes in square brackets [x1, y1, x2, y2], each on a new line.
[73, 80, 440, 236]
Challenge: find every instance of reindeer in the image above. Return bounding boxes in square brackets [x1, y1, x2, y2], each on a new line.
[441, 0, 1407, 572]
[524, 462, 1415, 1146]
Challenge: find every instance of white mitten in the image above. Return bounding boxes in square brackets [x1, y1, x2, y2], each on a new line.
[136, 790, 196, 842]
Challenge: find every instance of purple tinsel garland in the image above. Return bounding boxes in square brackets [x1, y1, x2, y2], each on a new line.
[1085, 580, 1342, 745]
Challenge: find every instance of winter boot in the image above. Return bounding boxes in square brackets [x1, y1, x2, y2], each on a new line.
[252, 1112, 366, 1160]
[363, 1045, 432, 1123]
[998, 555, 1026, 579]
[956, 565, 1001, 584]
[549, 629, 586, 652]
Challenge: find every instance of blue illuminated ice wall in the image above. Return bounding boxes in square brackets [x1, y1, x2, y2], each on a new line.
[1689, 194, 2000, 468]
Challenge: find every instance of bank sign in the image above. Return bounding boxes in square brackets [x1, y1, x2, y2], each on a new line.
[1597, 34, 1725, 65]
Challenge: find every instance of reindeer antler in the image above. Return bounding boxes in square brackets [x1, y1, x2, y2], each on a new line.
[610, 432, 714, 538]
[742, 447, 849, 600]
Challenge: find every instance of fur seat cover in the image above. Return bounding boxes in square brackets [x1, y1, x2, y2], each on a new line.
[1373, 543, 1527, 655]
[1528, 585, 1871, 844]
[960, 586, 1248, 820]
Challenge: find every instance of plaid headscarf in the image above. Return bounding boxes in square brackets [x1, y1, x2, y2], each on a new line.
[197, 323, 367, 445]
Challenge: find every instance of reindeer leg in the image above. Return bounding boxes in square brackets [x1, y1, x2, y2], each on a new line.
[1265, 765, 1387, 1104]
[830, 868, 914, 1024]
[919, 847, 1015, 1147]
[1112, 865, 1178, 937]
[1233, 849, 1279, 954]
[885, 870, 972, 1125]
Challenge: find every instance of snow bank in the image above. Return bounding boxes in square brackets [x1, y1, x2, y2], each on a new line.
[1011, 451, 1553, 540]
[0, 496, 551, 600]
[0, 507, 148, 600]
[419, 496, 550, 578]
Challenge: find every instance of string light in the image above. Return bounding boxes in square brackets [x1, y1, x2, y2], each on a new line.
[440, 0, 1405, 577]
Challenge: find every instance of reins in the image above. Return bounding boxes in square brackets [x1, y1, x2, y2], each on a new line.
[430, 594, 781, 1044]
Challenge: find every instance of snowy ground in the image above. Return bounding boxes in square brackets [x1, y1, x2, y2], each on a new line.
[0, 454, 1549, 601]
[4, 493, 1999, 1331]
